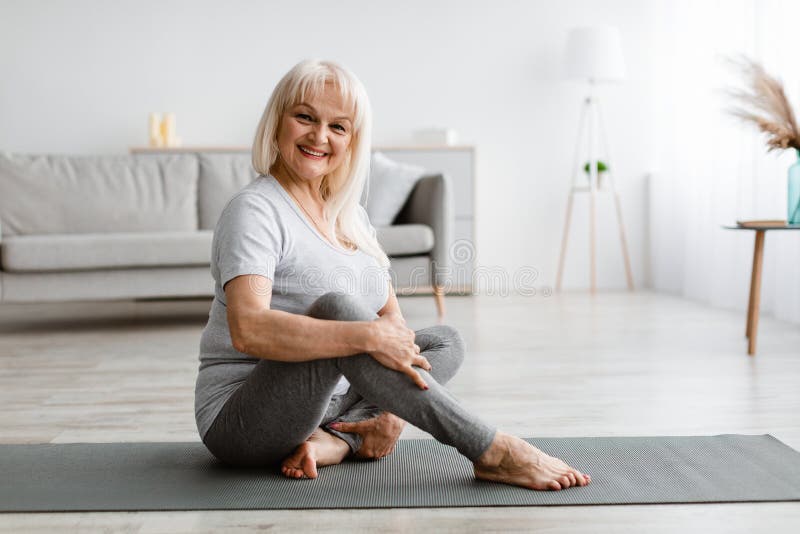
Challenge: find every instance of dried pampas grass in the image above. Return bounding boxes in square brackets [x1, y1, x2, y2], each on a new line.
[726, 56, 800, 152]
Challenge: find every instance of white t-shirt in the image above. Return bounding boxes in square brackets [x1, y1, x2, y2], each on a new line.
[194, 174, 390, 439]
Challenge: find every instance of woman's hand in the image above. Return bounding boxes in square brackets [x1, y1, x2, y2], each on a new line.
[369, 313, 431, 389]
[329, 413, 406, 459]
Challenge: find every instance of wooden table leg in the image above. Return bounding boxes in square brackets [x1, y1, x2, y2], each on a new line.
[746, 245, 756, 339]
[747, 230, 766, 356]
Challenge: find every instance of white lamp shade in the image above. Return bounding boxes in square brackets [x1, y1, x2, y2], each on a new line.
[564, 26, 626, 82]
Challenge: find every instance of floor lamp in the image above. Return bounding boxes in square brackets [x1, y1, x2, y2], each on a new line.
[556, 26, 634, 294]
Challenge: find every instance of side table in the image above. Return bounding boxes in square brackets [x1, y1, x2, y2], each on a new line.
[724, 224, 800, 355]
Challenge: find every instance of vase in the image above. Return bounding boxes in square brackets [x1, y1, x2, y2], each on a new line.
[789, 150, 800, 224]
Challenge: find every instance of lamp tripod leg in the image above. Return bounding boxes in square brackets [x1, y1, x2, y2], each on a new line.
[614, 192, 635, 290]
[590, 189, 597, 294]
[588, 96, 598, 295]
[556, 191, 575, 291]
[557, 98, 590, 292]
[596, 96, 634, 290]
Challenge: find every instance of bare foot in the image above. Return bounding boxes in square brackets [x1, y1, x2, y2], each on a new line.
[474, 431, 591, 491]
[281, 428, 351, 479]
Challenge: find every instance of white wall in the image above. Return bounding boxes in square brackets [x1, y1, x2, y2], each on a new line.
[0, 0, 681, 292]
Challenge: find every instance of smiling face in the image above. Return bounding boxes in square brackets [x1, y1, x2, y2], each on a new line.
[275, 82, 354, 183]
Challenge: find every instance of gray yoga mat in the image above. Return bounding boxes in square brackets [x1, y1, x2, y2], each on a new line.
[2, 434, 800, 511]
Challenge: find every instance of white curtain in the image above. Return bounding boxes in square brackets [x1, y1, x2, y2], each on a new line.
[648, 0, 800, 324]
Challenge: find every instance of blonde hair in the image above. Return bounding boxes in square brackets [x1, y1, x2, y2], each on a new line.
[252, 59, 389, 268]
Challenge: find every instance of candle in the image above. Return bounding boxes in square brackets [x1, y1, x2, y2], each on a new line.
[148, 112, 163, 147]
[161, 112, 176, 147]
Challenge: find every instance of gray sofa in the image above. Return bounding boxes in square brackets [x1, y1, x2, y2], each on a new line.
[0, 152, 452, 313]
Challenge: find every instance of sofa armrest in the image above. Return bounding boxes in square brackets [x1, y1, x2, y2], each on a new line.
[394, 173, 453, 287]
[0, 219, 3, 301]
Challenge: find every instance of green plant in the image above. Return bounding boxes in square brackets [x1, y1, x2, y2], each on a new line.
[583, 160, 608, 174]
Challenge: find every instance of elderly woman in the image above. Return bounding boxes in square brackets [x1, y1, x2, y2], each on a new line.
[194, 59, 590, 491]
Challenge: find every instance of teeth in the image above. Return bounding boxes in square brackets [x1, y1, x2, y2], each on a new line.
[299, 146, 325, 157]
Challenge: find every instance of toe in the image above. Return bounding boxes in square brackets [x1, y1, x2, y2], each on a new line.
[558, 474, 571, 488]
[570, 469, 586, 486]
[548, 479, 562, 491]
[303, 453, 318, 479]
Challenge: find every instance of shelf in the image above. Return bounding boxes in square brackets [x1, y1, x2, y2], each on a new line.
[130, 146, 250, 154]
[374, 144, 474, 152]
[129, 144, 474, 154]
[570, 186, 615, 193]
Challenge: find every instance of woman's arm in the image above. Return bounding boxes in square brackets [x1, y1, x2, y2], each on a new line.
[377, 281, 404, 321]
[227, 274, 430, 388]
[226, 274, 377, 362]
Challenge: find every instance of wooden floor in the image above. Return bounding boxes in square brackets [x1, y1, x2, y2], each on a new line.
[1, 291, 799, 532]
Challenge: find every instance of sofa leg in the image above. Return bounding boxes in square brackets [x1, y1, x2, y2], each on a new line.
[433, 285, 446, 318]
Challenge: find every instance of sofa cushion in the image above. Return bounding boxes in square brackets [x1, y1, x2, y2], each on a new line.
[198, 153, 258, 229]
[375, 224, 434, 256]
[1, 231, 212, 272]
[0, 153, 198, 236]
[363, 152, 427, 226]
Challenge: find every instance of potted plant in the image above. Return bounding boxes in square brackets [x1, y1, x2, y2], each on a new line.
[583, 160, 609, 189]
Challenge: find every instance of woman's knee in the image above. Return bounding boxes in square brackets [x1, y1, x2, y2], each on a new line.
[307, 291, 377, 322]
[444, 324, 466, 364]
[423, 324, 466, 367]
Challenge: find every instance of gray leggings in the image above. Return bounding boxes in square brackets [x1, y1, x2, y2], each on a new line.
[202, 291, 496, 467]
